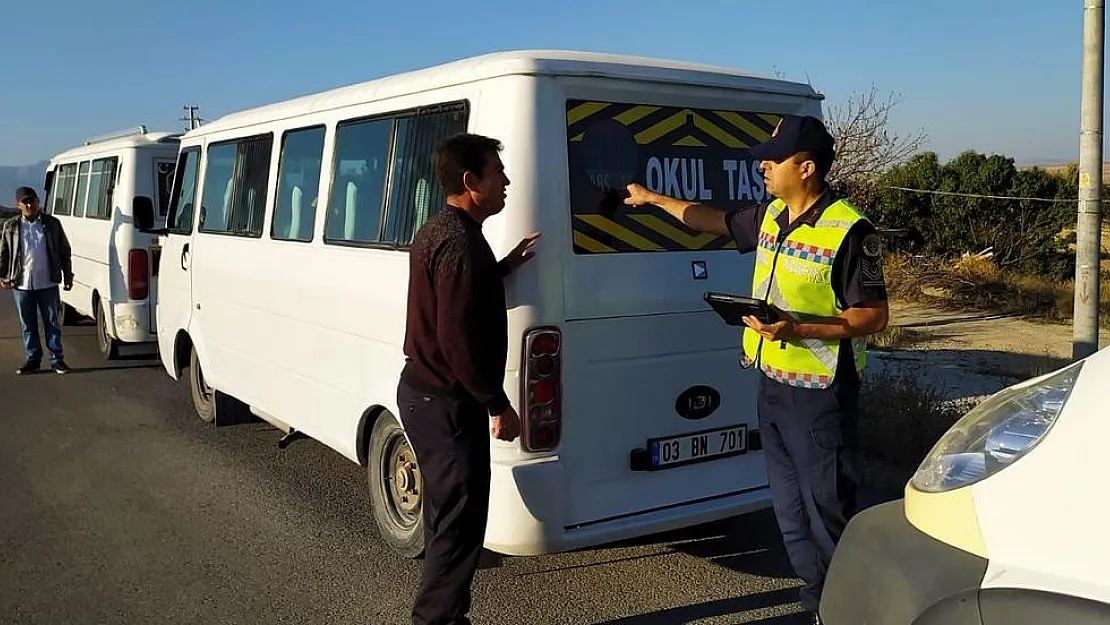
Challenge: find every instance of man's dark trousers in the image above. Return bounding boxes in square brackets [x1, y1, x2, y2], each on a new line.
[12, 286, 64, 366]
[397, 381, 491, 625]
[757, 372, 860, 614]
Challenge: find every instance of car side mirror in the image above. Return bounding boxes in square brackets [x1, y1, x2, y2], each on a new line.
[133, 196, 156, 232]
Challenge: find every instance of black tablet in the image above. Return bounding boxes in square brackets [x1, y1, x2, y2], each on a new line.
[703, 291, 778, 326]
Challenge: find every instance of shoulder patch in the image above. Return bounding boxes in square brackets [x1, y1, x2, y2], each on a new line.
[862, 232, 882, 258]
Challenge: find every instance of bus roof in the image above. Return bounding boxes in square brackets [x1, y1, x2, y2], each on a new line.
[189, 49, 824, 137]
[50, 126, 181, 163]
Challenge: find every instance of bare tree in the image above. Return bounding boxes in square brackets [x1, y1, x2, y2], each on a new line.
[825, 86, 927, 186]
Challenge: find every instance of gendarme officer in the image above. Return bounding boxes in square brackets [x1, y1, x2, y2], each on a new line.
[623, 115, 889, 624]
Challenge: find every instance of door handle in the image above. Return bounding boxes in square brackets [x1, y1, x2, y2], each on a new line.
[181, 243, 191, 270]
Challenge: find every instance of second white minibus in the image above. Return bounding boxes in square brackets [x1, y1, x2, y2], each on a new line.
[137, 50, 826, 557]
[44, 127, 180, 359]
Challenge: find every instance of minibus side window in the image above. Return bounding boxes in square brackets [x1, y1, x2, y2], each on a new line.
[272, 126, 326, 243]
[51, 163, 78, 216]
[381, 106, 468, 246]
[73, 161, 90, 218]
[167, 147, 201, 235]
[198, 133, 273, 238]
[86, 157, 118, 220]
[324, 119, 391, 245]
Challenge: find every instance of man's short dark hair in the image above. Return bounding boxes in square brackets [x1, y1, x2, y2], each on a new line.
[15, 187, 38, 204]
[434, 133, 503, 195]
[796, 150, 834, 181]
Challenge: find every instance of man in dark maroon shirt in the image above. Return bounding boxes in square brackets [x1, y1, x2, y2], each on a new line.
[398, 133, 540, 625]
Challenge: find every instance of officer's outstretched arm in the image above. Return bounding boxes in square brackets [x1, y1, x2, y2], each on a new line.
[622, 184, 729, 236]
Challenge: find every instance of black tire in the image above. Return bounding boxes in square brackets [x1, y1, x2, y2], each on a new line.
[188, 346, 215, 423]
[368, 412, 425, 558]
[95, 302, 119, 360]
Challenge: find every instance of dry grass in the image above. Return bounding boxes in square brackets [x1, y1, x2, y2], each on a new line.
[884, 253, 1110, 327]
[868, 325, 924, 350]
[857, 369, 972, 470]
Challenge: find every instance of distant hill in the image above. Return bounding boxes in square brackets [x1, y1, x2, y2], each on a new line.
[1023, 161, 1110, 180]
[0, 161, 49, 200]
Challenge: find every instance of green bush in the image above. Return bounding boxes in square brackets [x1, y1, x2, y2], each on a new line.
[855, 152, 1081, 280]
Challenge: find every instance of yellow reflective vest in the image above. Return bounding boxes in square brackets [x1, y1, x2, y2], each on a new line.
[740, 197, 870, 389]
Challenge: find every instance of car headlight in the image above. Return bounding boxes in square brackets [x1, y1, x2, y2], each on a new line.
[910, 360, 1085, 493]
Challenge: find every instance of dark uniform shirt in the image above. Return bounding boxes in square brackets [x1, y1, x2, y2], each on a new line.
[401, 205, 512, 415]
[725, 188, 888, 384]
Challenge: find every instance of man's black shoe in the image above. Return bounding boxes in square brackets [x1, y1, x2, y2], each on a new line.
[53, 361, 71, 375]
[15, 362, 40, 375]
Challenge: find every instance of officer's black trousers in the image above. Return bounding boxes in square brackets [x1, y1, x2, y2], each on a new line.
[397, 381, 491, 625]
[757, 373, 860, 614]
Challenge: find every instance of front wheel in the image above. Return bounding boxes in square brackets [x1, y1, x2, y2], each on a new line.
[367, 412, 425, 558]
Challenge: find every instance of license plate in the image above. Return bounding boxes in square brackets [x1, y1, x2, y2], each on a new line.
[648, 424, 748, 470]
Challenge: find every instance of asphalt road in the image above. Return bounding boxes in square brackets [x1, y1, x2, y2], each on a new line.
[0, 301, 810, 625]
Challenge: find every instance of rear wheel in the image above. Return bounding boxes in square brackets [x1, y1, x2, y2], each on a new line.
[188, 346, 215, 423]
[95, 302, 119, 360]
[368, 412, 425, 558]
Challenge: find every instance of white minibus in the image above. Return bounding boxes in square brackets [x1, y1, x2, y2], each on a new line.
[135, 50, 825, 557]
[44, 127, 180, 359]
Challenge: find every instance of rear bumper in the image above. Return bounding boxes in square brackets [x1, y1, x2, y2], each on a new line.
[107, 301, 156, 343]
[819, 499, 988, 624]
[483, 455, 771, 556]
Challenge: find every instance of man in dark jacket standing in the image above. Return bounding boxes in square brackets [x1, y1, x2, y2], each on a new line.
[0, 187, 74, 374]
[397, 133, 539, 625]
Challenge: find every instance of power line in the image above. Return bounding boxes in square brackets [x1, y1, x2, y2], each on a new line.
[884, 185, 1090, 203]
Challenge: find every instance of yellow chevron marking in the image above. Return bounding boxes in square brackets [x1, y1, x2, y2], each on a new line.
[614, 105, 661, 125]
[576, 215, 663, 250]
[673, 135, 707, 147]
[573, 231, 615, 253]
[567, 102, 610, 125]
[716, 111, 771, 144]
[723, 240, 738, 249]
[629, 215, 718, 249]
[570, 132, 584, 142]
[634, 110, 690, 145]
[694, 115, 744, 148]
[758, 113, 781, 127]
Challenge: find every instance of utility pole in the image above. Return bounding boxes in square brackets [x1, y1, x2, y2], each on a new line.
[1074, 0, 1104, 360]
[181, 105, 203, 131]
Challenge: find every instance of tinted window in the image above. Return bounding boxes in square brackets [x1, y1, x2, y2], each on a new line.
[73, 161, 90, 218]
[382, 107, 468, 245]
[199, 134, 273, 237]
[51, 163, 78, 216]
[156, 161, 176, 217]
[324, 102, 469, 247]
[86, 158, 118, 220]
[325, 119, 392, 244]
[272, 126, 325, 242]
[168, 148, 200, 235]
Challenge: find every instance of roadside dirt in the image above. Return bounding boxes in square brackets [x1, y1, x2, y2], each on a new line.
[869, 300, 1109, 404]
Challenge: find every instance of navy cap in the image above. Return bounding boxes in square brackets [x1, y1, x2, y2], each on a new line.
[749, 115, 835, 163]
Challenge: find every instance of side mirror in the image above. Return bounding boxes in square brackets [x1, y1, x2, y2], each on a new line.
[133, 196, 156, 232]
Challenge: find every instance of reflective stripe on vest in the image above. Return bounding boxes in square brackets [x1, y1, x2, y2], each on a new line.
[740, 197, 869, 389]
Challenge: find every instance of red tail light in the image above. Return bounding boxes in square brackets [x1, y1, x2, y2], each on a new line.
[521, 327, 562, 453]
[128, 249, 149, 300]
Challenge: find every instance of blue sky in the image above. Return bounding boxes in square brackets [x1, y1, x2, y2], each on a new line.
[0, 0, 1096, 166]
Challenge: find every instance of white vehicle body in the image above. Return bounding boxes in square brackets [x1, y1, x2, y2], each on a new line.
[152, 50, 825, 556]
[821, 345, 1110, 624]
[43, 127, 180, 359]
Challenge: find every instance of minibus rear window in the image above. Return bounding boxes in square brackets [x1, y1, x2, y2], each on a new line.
[565, 99, 780, 254]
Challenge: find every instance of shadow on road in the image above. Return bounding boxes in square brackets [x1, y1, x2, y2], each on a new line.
[590, 588, 806, 624]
